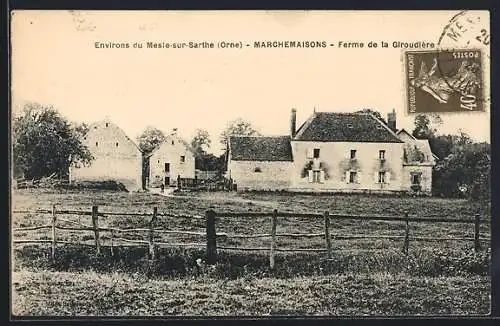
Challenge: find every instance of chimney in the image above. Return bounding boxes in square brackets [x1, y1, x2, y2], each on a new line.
[290, 108, 297, 138]
[387, 109, 397, 132]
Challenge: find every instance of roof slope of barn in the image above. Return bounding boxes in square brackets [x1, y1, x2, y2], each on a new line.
[145, 133, 196, 158]
[85, 120, 142, 152]
[229, 136, 293, 161]
[294, 112, 403, 143]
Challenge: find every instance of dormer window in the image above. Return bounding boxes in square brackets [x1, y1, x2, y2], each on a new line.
[347, 123, 353, 128]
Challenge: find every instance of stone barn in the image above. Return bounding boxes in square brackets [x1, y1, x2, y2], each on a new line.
[227, 136, 293, 191]
[146, 130, 196, 188]
[69, 119, 143, 191]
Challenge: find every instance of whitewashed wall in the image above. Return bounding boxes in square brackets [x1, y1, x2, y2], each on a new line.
[69, 121, 142, 191]
[149, 134, 195, 187]
[228, 160, 293, 191]
[290, 141, 405, 192]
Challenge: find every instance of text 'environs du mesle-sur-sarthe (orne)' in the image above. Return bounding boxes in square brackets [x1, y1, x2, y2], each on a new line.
[93, 40, 437, 50]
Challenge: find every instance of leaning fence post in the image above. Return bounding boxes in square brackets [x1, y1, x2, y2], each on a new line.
[324, 211, 332, 259]
[92, 205, 101, 255]
[51, 204, 57, 261]
[205, 209, 217, 265]
[474, 213, 481, 252]
[402, 210, 409, 255]
[270, 209, 278, 270]
[149, 207, 158, 261]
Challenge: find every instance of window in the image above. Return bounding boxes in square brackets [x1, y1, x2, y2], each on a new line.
[95, 142, 98, 147]
[172, 140, 175, 145]
[349, 171, 357, 183]
[412, 173, 421, 185]
[350, 150, 356, 159]
[347, 123, 353, 128]
[313, 148, 320, 159]
[105, 123, 109, 127]
[116, 142, 119, 147]
[379, 150, 386, 160]
[165, 163, 170, 172]
[378, 171, 386, 183]
[254, 167, 262, 173]
[180, 156, 185, 163]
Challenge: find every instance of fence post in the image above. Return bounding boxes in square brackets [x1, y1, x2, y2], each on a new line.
[51, 204, 57, 261]
[92, 205, 101, 255]
[474, 213, 481, 252]
[324, 211, 332, 259]
[205, 209, 217, 265]
[149, 207, 158, 261]
[110, 229, 114, 256]
[402, 210, 409, 255]
[270, 209, 278, 270]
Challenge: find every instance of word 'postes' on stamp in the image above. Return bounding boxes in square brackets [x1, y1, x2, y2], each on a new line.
[405, 49, 483, 114]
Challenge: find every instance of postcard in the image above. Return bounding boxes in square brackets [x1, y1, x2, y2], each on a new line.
[10, 10, 491, 317]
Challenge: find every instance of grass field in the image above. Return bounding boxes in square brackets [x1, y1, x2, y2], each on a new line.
[11, 188, 492, 316]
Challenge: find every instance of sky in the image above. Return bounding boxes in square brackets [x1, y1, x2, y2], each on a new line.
[11, 10, 491, 154]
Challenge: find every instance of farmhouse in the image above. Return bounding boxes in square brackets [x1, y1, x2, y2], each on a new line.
[145, 129, 196, 188]
[69, 119, 143, 191]
[227, 109, 436, 195]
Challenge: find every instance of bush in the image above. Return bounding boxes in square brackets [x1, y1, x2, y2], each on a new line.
[60, 180, 128, 192]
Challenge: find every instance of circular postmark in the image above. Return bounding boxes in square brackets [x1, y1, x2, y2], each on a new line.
[433, 11, 489, 111]
[437, 11, 490, 52]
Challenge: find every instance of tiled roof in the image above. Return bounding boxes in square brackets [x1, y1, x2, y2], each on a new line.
[294, 112, 403, 143]
[229, 136, 293, 161]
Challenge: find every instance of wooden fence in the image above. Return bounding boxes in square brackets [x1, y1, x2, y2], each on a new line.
[12, 206, 490, 269]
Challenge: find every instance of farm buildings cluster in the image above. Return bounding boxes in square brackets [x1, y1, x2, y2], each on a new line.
[70, 109, 436, 195]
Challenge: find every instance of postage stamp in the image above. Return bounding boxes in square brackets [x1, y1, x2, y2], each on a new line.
[404, 49, 484, 114]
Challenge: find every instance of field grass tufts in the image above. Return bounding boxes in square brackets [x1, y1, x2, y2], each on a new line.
[13, 245, 490, 280]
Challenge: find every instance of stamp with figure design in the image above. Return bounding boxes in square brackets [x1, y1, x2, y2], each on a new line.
[405, 49, 484, 113]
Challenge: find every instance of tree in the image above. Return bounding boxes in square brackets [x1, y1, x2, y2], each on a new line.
[356, 108, 387, 124]
[432, 131, 490, 201]
[219, 118, 261, 149]
[12, 103, 93, 180]
[74, 122, 90, 139]
[412, 114, 442, 139]
[191, 129, 211, 156]
[137, 126, 166, 154]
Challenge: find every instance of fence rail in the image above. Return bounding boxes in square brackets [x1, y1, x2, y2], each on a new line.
[12, 205, 490, 269]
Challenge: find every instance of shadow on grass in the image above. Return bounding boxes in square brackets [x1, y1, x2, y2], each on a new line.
[13, 245, 491, 280]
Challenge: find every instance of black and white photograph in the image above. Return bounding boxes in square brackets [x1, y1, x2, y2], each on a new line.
[10, 10, 491, 317]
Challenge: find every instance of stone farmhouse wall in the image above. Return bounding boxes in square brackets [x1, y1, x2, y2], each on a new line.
[69, 121, 142, 191]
